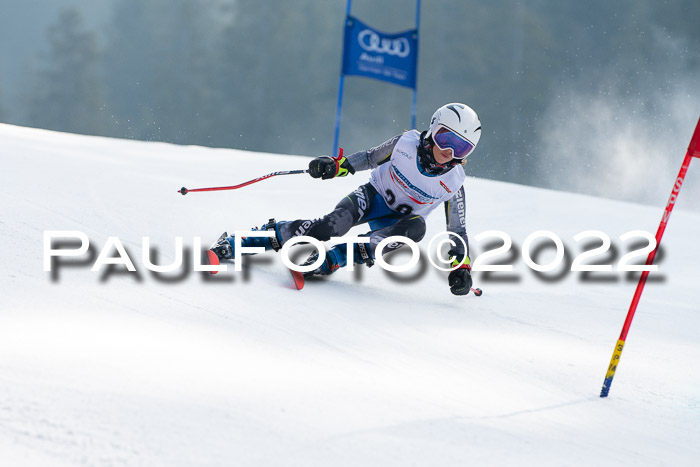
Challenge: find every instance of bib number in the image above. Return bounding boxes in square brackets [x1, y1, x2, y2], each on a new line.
[385, 188, 413, 215]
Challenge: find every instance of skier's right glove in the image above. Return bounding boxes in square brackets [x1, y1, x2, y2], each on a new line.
[309, 153, 355, 180]
[448, 256, 472, 296]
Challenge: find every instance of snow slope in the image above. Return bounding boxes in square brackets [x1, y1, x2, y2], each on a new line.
[1, 123, 699, 466]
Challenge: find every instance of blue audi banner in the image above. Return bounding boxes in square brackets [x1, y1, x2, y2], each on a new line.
[342, 15, 418, 89]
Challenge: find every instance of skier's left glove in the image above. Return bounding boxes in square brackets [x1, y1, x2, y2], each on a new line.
[309, 153, 355, 180]
[448, 254, 472, 296]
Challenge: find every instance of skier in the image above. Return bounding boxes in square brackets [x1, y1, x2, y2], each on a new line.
[211, 102, 481, 295]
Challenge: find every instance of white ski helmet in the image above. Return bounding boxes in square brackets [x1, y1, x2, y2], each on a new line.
[426, 103, 481, 159]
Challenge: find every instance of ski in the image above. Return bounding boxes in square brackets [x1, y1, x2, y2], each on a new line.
[206, 249, 220, 274]
[205, 232, 230, 275]
[290, 269, 305, 290]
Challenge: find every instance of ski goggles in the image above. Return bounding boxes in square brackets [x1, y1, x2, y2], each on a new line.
[433, 126, 475, 159]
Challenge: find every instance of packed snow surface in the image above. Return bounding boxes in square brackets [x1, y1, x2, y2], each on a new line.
[1, 123, 699, 466]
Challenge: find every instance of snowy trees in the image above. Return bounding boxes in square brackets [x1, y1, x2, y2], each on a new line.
[103, 0, 216, 144]
[5, 0, 699, 191]
[25, 8, 106, 135]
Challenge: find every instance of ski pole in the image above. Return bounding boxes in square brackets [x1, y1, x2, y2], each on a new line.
[179, 169, 308, 195]
[471, 287, 483, 296]
[179, 148, 347, 195]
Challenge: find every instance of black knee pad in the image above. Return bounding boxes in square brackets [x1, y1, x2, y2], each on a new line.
[284, 208, 355, 243]
[398, 216, 426, 242]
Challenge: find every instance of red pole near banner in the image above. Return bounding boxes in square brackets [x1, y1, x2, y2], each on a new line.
[600, 117, 700, 397]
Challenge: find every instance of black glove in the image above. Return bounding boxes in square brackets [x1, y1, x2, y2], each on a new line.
[448, 251, 472, 296]
[309, 153, 355, 180]
[448, 265, 473, 295]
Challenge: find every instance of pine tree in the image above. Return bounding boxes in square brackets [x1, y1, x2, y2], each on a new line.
[212, 0, 340, 154]
[104, 0, 218, 144]
[25, 8, 106, 135]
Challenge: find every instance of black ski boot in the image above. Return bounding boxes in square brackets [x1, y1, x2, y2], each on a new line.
[210, 232, 233, 260]
[301, 242, 374, 278]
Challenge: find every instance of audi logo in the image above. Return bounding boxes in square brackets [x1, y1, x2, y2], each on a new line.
[358, 29, 410, 58]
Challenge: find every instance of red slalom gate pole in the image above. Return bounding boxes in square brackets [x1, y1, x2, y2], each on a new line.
[600, 117, 700, 397]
